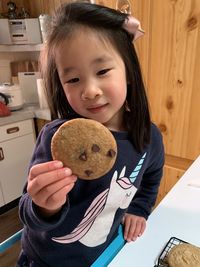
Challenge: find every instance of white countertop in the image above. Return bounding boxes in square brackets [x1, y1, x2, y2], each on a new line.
[108, 155, 200, 267]
[0, 104, 51, 126]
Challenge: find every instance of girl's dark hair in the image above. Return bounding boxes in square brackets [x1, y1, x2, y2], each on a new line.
[40, 2, 151, 152]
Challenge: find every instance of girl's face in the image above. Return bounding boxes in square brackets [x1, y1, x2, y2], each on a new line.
[55, 28, 127, 131]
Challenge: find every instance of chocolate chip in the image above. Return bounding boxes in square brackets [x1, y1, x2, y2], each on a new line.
[107, 149, 116, 158]
[79, 151, 87, 161]
[85, 170, 93, 176]
[92, 144, 100, 152]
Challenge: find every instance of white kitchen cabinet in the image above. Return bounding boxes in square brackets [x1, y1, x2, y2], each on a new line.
[0, 44, 42, 52]
[0, 119, 35, 206]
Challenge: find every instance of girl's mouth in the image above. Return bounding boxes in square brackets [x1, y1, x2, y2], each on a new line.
[87, 103, 108, 113]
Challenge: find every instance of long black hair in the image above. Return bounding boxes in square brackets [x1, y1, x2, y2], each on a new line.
[40, 2, 151, 152]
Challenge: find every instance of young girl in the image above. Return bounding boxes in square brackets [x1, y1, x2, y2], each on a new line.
[17, 2, 164, 267]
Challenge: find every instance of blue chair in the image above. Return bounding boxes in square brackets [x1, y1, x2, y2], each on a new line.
[0, 225, 125, 267]
[0, 229, 23, 253]
[91, 225, 125, 267]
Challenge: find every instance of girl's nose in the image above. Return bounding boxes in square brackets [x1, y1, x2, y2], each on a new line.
[81, 84, 103, 100]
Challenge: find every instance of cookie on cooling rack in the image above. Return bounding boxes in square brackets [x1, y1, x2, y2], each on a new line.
[167, 243, 200, 267]
[51, 118, 117, 180]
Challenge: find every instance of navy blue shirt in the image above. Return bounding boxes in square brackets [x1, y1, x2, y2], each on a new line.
[19, 119, 164, 267]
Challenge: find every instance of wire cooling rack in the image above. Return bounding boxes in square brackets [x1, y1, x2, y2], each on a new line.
[154, 236, 188, 267]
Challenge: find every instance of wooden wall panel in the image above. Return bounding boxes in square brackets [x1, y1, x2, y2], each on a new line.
[0, 0, 81, 16]
[186, 26, 200, 159]
[26, 0, 69, 16]
[155, 165, 185, 206]
[147, 0, 200, 160]
[127, 0, 151, 87]
[0, 0, 31, 16]
[27, 0, 55, 16]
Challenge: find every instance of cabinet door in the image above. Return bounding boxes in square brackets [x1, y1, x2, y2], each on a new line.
[0, 182, 4, 207]
[0, 133, 35, 204]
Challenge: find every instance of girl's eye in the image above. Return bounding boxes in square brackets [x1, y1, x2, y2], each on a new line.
[67, 78, 79, 84]
[97, 69, 110, 76]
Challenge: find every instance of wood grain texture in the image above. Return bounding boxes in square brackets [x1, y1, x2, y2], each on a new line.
[147, 0, 200, 160]
[35, 118, 51, 136]
[129, 0, 151, 87]
[0, 241, 21, 267]
[155, 165, 185, 206]
[165, 154, 193, 170]
[0, 0, 71, 16]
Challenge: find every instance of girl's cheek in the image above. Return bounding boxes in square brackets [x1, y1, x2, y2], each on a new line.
[63, 90, 72, 103]
[67, 95, 80, 110]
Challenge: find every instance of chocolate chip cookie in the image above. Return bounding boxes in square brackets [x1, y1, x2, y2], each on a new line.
[51, 118, 117, 180]
[167, 243, 200, 267]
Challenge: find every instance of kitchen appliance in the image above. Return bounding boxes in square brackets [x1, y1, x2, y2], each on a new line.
[0, 18, 42, 44]
[0, 92, 11, 117]
[0, 19, 12, 44]
[18, 72, 41, 105]
[9, 18, 42, 44]
[0, 83, 23, 111]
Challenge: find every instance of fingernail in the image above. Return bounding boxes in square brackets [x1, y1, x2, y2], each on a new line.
[63, 167, 71, 175]
[54, 161, 63, 167]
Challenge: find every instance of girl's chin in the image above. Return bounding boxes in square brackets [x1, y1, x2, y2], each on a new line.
[83, 116, 110, 125]
[80, 113, 108, 122]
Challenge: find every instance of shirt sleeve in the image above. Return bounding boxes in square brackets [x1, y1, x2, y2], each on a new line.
[127, 124, 165, 219]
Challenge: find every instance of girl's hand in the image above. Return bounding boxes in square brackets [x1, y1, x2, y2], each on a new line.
[122, 213, 146, 242]
[27, 160, 77, 217]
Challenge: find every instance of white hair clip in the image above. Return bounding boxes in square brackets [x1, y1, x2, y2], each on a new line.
[122, 15, 145, 41]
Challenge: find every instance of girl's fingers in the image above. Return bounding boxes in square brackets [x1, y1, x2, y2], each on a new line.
[28, 167, 74, 195]
[32, 175, 76, 204]
[29, 161, 64, 180]
[139, 220, 146, 236]
[124, 216, 133, 241]
[123, 215, 146, 242]
[46, 183, 76, 208]
[33, 181, 76, 211]
[131, 220, 142, 240]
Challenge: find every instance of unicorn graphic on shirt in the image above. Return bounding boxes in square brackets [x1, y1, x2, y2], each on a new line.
[52, 153, 146, 247]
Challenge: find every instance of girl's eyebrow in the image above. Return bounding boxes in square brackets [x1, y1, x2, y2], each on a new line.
[92, 55, 113, 65]
[62, 67, 76, 75]
[61, 56, 113, 75]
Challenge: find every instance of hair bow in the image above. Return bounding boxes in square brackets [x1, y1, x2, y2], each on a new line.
[122, 15, 145, 41]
